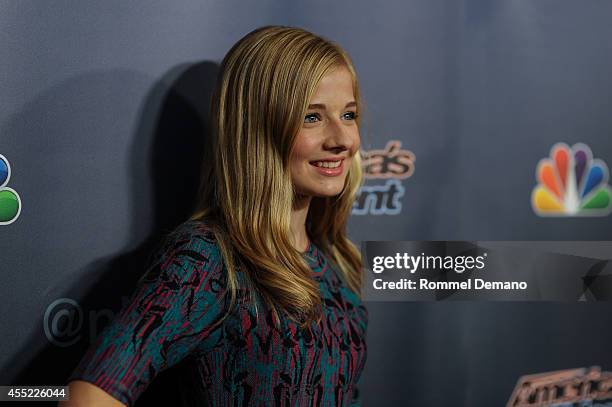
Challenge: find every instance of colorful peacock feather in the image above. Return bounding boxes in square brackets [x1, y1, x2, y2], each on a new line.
[531, 143, 612, 217]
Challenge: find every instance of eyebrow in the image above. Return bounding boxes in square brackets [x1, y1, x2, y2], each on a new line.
[307, 101, 357, 110]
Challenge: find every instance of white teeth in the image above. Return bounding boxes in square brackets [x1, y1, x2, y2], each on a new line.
[313, 160, 341, 168]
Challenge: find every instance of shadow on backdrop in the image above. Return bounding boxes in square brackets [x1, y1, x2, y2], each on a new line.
[6, 60, 219, 407]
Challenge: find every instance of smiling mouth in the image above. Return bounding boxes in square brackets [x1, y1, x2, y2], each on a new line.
[308, 159, 346, 177]
[310, 160, 343, 168]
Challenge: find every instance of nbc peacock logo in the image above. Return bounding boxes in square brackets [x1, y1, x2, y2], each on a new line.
[531, 143, 612, 217]
[0, 154, 21, 225]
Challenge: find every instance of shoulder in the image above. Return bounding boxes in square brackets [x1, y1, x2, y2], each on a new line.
[166, 218, 217, 243]
[161, 218, 220, 257]
[142, 219, 225, 284]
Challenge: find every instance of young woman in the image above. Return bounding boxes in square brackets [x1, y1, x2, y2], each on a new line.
[62, 25, 368, 407]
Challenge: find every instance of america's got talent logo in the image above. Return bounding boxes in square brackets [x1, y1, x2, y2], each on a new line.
[0, 154, 21, 225]
[531, 143, 612, 217]
[353, 140, 416, 215]
[507, 366, 612, 407]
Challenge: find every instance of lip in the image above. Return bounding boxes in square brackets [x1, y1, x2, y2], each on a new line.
[309, 158, 345, 177]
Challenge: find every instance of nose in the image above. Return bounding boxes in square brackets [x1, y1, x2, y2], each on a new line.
[323, 117, 358, 153]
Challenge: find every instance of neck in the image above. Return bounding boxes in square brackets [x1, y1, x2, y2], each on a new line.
[291, 194, 312, 252]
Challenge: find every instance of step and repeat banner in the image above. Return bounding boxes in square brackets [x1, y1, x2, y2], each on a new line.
[2, 1, 612, 406]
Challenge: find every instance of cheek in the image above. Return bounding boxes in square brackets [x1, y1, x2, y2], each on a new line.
[291, 134, 318, 166]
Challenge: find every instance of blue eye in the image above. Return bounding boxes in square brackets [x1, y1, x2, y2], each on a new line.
[304, 113, 320, 123]
[343, 111, 358, 120]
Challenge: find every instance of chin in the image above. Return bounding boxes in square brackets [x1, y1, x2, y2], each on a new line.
[308, 184, 346, 198]
[294, 176, 349, 199]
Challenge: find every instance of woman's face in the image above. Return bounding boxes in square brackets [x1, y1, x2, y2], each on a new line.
[290, 66, 360, 200]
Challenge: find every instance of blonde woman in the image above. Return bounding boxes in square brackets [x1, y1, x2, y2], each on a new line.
[62, 25, 368, 407]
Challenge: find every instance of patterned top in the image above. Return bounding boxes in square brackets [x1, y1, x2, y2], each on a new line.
[67, 219, 368, 407]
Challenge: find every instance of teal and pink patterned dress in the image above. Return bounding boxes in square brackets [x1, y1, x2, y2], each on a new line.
[67, 219, 368, 406]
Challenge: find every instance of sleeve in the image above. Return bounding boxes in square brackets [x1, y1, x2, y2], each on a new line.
[67, 222, 228, 407]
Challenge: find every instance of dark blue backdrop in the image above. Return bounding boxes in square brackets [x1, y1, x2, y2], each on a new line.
[2, 1, 612, 405]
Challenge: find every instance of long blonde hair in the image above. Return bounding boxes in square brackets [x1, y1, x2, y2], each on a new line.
[190, 25, 364, 330]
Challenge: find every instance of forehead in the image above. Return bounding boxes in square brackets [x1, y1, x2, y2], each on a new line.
[310, 66, 355, 103]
